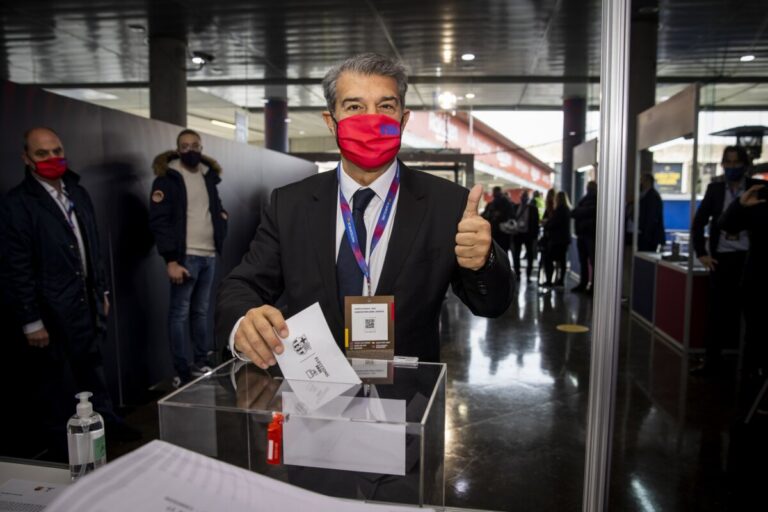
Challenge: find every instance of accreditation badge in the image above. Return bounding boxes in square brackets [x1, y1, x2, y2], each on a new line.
[344, 295, 395, 360]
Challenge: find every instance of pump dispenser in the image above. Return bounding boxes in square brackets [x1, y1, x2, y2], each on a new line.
[67, 392, 106, 480]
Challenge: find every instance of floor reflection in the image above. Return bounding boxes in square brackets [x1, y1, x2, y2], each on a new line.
[440, 276, 765, 511]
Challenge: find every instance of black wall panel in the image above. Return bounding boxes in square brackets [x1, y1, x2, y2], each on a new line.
[0, 81, 317, 405]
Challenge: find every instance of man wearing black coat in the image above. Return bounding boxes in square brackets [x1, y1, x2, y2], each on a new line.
[482, 186, 514, 254]
[217, 53, 514, 367]
[691, 146, 758, 376]
[637, 173, 666, 252]
[571, 181, 598, 293]
[511, 191, 540, 282]
[149, 129, 228, 387]
[720, 180, 768, 394]
[0, 127, 122, 460]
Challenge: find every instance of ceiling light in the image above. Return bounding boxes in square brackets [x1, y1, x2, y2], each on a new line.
[284, 118, 292, 123]
[465, 92, 476, 99]
[211, 119, 236, 130]
[740, 54, 755, 62]
[47, 88, 119, 101]
[461, 53, 475, 61]
[191, 56, 205, 65]
[442, 49, 453, 64]
[436, 67, 442, 77]
[438, 91, 457, 110]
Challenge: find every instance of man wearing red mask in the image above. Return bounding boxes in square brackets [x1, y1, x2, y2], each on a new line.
[217, 53, 514, 366]
[0, 127, 131, 460]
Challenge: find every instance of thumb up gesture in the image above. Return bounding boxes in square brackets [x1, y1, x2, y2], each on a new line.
[455, 185, 493, 270]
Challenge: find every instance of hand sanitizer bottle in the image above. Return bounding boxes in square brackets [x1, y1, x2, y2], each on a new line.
[67, 392, 106, 481]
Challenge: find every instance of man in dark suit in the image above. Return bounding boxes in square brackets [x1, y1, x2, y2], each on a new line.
[571, 181, 598, 293]
[691, 146, 758, 376]
[637, 173, 666, 252]
[511, 191, 540, 283]
[216, 53, 514, 366]
[0, 127, 132, 460]
[482, 185, 514, 255]
[720, 178, 767, 393]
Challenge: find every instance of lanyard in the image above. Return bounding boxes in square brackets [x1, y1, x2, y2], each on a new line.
[337, 163, 400, 296]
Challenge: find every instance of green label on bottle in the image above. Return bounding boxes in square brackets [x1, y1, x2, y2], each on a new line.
[93, 433, 106, 462]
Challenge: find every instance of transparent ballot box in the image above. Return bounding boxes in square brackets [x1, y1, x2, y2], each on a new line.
[158, 359, 447, 508]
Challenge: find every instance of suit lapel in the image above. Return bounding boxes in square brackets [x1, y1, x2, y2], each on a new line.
[376, 164, 427, 295]
[308, 172, 343, 324]
[25, 175, 77, 238]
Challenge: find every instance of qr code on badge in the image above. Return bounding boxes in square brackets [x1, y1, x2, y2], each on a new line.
[365, 318, 375, 329]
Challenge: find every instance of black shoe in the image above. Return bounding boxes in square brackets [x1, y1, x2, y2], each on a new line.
[107, 421, 142, 443]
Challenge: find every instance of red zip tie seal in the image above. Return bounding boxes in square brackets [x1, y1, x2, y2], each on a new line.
[266, 412, 284, 465]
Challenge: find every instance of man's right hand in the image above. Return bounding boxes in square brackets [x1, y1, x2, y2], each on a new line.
[698, 255, 718, 271]
[167, 261, 191, 284]
[26, 327, 50, 348]
[234, 305, 288, 369]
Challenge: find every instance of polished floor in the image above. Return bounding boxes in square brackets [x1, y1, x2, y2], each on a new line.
[105, 271, 766, 511]
[439, 275, 766, 511]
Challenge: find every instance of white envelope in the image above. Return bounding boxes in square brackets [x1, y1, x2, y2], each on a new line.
[275, 303, 361, 385]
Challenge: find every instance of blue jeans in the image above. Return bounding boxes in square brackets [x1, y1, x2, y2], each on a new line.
[168, 255, 216, 378]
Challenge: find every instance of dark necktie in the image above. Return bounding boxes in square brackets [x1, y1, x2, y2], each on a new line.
[337, 188, 377, 307]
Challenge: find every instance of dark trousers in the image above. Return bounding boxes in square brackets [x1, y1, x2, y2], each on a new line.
[492, 231, 511, 254]
[742, 285, 767, 377]
[575, 236, 595, 288]
[703, 251, 746, 368]
[545, 242, 568, 284]
[512, 234, 535, 278]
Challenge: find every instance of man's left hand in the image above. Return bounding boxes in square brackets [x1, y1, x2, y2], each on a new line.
[455, 185, 492, 271]
[739, 184, 766, 207]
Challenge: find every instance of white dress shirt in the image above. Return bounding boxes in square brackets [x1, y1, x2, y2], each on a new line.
[229, 159, 401, 359]
[335, 159, 399, 296]
[716, 181, 750, 253]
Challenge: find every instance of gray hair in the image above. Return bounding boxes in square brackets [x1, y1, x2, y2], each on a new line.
[322, 53, 408, 113]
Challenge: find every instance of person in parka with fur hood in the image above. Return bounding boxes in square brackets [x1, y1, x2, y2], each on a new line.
[149, 129, 228, 386]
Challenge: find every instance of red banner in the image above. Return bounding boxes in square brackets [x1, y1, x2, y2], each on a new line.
[404, 112, 554, 190]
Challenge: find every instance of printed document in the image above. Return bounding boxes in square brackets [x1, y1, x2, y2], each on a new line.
[45, 440, 431, 512]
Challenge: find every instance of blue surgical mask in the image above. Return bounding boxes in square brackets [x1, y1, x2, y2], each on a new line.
[723, 166, 746, 181]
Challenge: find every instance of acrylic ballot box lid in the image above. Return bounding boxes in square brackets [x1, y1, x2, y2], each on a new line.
[158, 358, 446, 424]
[157, 358, 447, 507]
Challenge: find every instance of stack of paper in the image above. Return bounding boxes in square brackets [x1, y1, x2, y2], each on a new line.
[45, 440, 432, 512]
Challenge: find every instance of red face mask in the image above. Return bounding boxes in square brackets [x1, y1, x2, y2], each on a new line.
[32, 157, 67, 180]
[336, 114, 402, 169]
